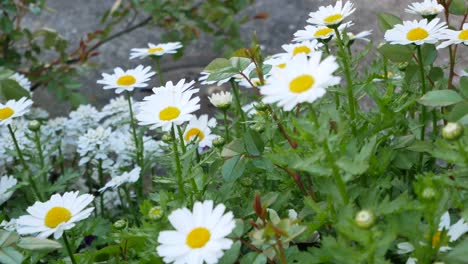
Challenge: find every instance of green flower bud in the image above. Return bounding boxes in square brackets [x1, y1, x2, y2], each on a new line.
[113, 219, 127, 230]
[240, 177, 253, 187]
[397, 62, 409, 72]
[355, 210, 375, 229]
[28, 120, 41, 132]
[254, 102, 268, 112]
[422, 187, 437, 200]
[442, 122, 463, 140]
[148, 206, 164, 220]
[251, 123, 265, 133]
[162, 133, 172, 144]
[213, 136, 226, 148]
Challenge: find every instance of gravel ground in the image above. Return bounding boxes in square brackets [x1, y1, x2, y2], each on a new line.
[25, 0, 467, 116]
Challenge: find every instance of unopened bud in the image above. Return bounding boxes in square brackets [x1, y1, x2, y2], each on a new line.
[442, 122, 463, 140]
[162, 134, 172, 144]
[28, 120, 41, 132]
[213, 137, 226, 148]
[355, 210, 375, 229]
[148, 206, 164, 220]
[113, 219, 127, 230]
[422, 187, 437, 200]
[254, 102, 268, 112]
[251, 123, 265, 133]
[240, 177, 253, 187]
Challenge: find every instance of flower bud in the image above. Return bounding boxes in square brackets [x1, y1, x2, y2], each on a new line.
[397, 62, 409, 72]
[422, 187, 437, 200]
[213, 136, 226, 148]
[442, 122, 463, 140]
[208, 91, 232, 110]
[148, 206, 164, 220]
[28, 120, 41, 132]
[254, 102, 268, 112]
[161, 133, 172, 144]
[113, 219, 127, 230]
[355, 210, 375, 229]
[251, 123, 265, 133]
[240, 177, 253, 187]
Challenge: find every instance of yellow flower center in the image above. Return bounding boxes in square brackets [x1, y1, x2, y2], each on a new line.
[148, 47, 164, 53]
[277, 63, 286, 69]
[159, 106, 181, 121]
[116, 75, 137, 86]
[289, 74, 315, 93]
[184, 128, 205, 142]
[186, 227, 211, 249]
[324, 14, 343, 24]
[459, 29, 468, 40]
[314, 27, 334, 37]
[293, 45, 312, 56]
[0, 107, 14, 120]
[432, 231, 443, 248]
[44, 207, 72, 228]
[253, 79, 263, 86]
[407, 27, 429, 41]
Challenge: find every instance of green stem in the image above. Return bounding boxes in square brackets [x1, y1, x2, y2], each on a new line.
[126, 92, 143, 198]
[123, 187, 140, 227]
[416, 46, 428, 170]
[230, 79, 246, 131]
[223, 110, 230, 141]
[324, 141, 349, 204]
[58, 141, 65, 175]
[154, 57, 164, 86]
[33, 130, 46, 182]
[333, 28, 356, 135]
[309, 104, 319, 128]
[456, 140, 468, 164]
[170, 125, 185, 198]
[176, 125, 187, 154]
[63, 232, 77, 264]
[7, 125, 42, 201]
[98, 159, 105, 217]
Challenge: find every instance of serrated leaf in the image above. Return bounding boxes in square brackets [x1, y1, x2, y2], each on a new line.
[419, 90, 464, 107]
[17, 237, 62, 251]
[377, 12, 402, 32]
[378, 44, 413, 63]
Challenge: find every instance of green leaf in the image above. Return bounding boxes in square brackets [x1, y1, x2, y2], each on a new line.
[222, 155, 247, 181]
[17, 237, 62, 251]
[240, 252, 267, 264]
[0, 79, 30, 103]
[0, 68, 14, 80]
[221, 139, 245, 157]
[377, 12, 402, 32]
[378, 44, 413, 63]
[428, 67, 444, 82]
[93, 245, 121, 262]
[230, 57, 251, 72]
[460, 76, 468, 98]
[448, 0, 466, 15]
[421, 44, 437, 65]
[244, 129, 264, 156]
[0, 231, 19, 248]
[206, 68, 237, 82]
[218, 241, 241, 264]
[418, 90, 464, 107]
[0, 247, 23, 264]
[204, 58, 231, 72]
[443, 238, 468, 263]
[336, 157, 369, 175]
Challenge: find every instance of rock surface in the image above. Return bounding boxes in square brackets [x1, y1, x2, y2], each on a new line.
[26, 0, 467, 116]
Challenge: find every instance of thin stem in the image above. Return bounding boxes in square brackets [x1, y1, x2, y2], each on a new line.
[154, 57, 164, 86]
[333, 28, 357, 135]
[63, 232, 77, 264]
[456, 140, 468, 165]
[123, 187, 140, 227]
[230, 79, 247, 131]
[7, 125, 42, 201]
[58, 141, 65, 175]
[324, 141, 349, 204]
[309, 104, 319, 128]
[171, 125, 185, 198]
[274, 234, 287, 264]
[223, 110, 230, 141]
[176, 125, 187, 154]
[97, 160, 105, 217]
[126, 92, 143, 198]
[416, 46, 428, 170]
[33, 130, 47, 183]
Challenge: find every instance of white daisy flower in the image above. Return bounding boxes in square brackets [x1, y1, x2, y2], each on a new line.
[99, 166, 141, 192]
[0, 175, 17, 206]
[97, 65, 156, 94]
[397, 211, 468, 256]
[405, 0, 444, 17]
[0, 97, 33, 126]
[156, 200, 235, 264]
[280, 40, 323, 58]
[384, 18, 447, 46]
[347, 30, 372, 42]
[16, 191, 94, 239]
[183, 115, 217, 148]
[260, 52, 340, 111]
[130, 42, 182, 59]
[437, 23, 468, 49]
[293, 22, 353, 42]
[406, 257, 418, 264]
[152, 79, 196, 94]
[9, 73, 32, 93]
[0, 218, 17, 232]
[264, 54, 290, 70]
[208, 91, 232, 109]
[307, 0, 355, 27]
[136, 84, 200, 131]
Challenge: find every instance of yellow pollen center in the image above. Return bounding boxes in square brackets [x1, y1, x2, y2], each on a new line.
[116, 75, 136, 86]
[458, 29, 468, 40]
[277, 63, 286, 69]
[186, 227, 211, 249]
[324, 14, 343, 24]
[253, 80, 262, 86]
[159, 106, 181, 121]
[407, 27, 429, 41]
[148, 47, 164, 53]
[184, 128, 205, 142]
[432, 231, 442, 248]
[293, 46, 312, 56]
[289, 74, 315, 93]
[314, 27, 334, 37]
[0, 107, 14, 120]
[44, 207, 72, 228]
